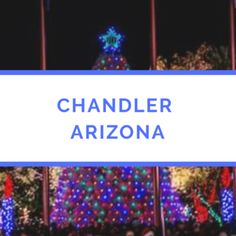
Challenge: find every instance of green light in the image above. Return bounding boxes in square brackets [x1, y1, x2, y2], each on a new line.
[120, 185, 127, 192]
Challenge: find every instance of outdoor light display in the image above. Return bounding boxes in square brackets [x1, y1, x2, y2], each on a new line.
[50, 167, 235, 227]
[50, 167, 154, 228]
[93, 27, 130, 70]
[220, 167, 234, 223]
[160, 168, 189, 223]
[99, 27, 123, 54]
[192, 190, 222, 226]
[160, 167, 234, 226]
[0, 167, 232, 231]
[220, 189, 234, 223]
[2, 175, 14, 236]
[0, 168, 42, 229]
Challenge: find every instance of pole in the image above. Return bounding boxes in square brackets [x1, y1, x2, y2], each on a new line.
[230, 0, 235, 70]
[153, 167, 161, 228]
[40, 0, 47, 70]
[42, 167, 49, 226]
[40, 0, 48, 223]
[150, 0, 157, 70]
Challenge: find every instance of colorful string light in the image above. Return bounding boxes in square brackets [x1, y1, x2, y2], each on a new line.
[93, 54, 130, 70]
[193, 191, 222, 226]
[2, 175, 14, 236]
[50, 167, 234, 227]
[160, 168, 189, 223]
[93, 27, 130, 70]
[50, 167, 154, 228]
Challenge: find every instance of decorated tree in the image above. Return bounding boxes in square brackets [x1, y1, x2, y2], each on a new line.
[0, 168, 42, 227]
[93, 27, 130, 70]
[162, 167, 228, 226]
[160, 168, 189, 223]
[156, 43, 230, 70]
[220, 167, 234, 223]
[2, 175, 14, 236]
[50, 167, 154, 228]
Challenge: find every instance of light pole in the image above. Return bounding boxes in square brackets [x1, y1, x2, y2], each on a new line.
[40, 0, 49, 225]
[153, 166, 165, 236]
[40, 0, 47, 70]
[229, 0, 235, 69]
[42, 167, 49, 226]
[150, 0, 157, 70]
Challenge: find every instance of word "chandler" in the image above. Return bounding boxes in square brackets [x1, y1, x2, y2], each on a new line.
[57, 98, 171, 113]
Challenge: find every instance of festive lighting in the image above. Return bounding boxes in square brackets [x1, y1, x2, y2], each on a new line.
[2, 175, 14, 236]
[220, 189, 234, 223]
[220, 167, 234, 223]
[2, 198, 14, 236]
[221, 167, 231, 188]
[93, 54, 130, 70]
[99, 27, 123, 54]
[93, 27, 130, 70]
[169, 167, 217, 192]
[0, 168, 42, 226]
[193, 191, 222, 226]
[50, 167, 154, 228]
[0, 208, 3, 231]
[160, 168, 189, 223]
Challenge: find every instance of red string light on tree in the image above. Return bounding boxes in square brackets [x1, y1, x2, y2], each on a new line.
[192, 191, 208, 223]
[207, 185, 216, 204]
[4, 175, 13, 199]
[221, 167, 231, 188]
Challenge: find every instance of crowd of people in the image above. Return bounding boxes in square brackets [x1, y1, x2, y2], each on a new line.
[4, 221, 236, 236]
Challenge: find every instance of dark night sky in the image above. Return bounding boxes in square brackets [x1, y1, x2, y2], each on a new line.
[0, 0, 229, 70]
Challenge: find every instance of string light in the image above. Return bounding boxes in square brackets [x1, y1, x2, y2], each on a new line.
[93, 27, 130, 70]
[220, 189, 234, 223]
[160, 168, 189, 223]
[194, 191, 222, 226]
[50, 167, 154, 228]
[220, 167, 234, 223]
[50, 167, 235, 227]
[2, 175, 14, 236]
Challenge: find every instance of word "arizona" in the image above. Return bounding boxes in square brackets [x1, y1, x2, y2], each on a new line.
[71, 124, 164, 139]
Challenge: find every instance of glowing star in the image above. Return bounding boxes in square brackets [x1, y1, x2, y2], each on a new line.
[99, 27, 124, 53]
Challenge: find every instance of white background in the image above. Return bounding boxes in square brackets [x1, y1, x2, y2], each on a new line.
[0, 74, 235, 162]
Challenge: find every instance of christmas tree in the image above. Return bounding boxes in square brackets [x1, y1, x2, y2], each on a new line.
[50, 167, 154, 228]
[93, 27, 130, 70]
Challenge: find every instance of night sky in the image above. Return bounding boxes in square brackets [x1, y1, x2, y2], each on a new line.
[0, 0, 229, 70]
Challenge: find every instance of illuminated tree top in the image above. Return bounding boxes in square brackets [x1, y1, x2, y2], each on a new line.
[99, 27, 124, 54]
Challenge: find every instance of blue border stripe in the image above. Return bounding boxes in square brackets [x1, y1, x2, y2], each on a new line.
[0, 162, 236, 167]
[0, 70, 235, 75]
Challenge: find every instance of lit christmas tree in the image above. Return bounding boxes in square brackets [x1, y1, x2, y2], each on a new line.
[2, 175, 14, 236]
[160, 168, 188, 223]
[50, 167, 154, 228]
[93, 27, 130, 70]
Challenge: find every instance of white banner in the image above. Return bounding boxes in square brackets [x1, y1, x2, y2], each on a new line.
[0, 74, 235, 162]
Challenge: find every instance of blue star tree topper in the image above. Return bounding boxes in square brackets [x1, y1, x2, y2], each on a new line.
[99, 27, 124, 54]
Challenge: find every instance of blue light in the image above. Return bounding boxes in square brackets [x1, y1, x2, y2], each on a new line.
[221, 189, 234, 223]
[2, 197, 14, 236]
[99, 27, 124, 54]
